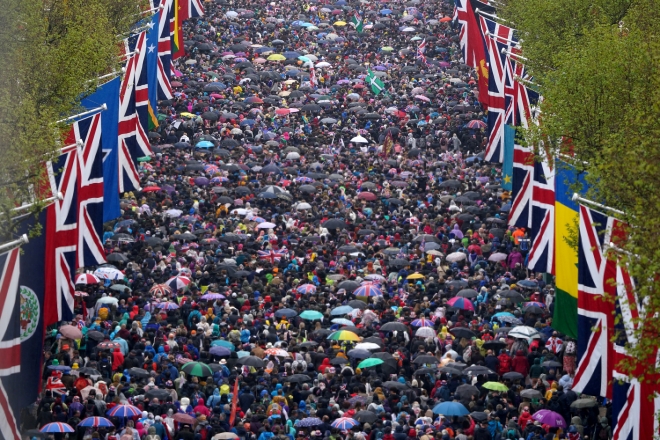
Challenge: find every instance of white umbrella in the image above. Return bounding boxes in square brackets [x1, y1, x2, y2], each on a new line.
[350, 135, 368, 143]
[165, 209, 183, 217]
[426, 250, 444, 256]
[286, 152, 301, 160]
[509, 325, 542, 340]
[257, 222, 277, 229]
[488, 252, 508, 262]
[226, 11, 239, 18]
[446, 252, 467, 262]
[316, 61, 331, 68]
[354, 342, 381, 350]
[415, 327, 436, 338]
[402, 27, 416, 32]
[230, 128, 242, 135]
[94, 267, 123, 280]
[230, 208, 248, 215]
[97, 296, 119, 305]
[295, 202, 312, 210]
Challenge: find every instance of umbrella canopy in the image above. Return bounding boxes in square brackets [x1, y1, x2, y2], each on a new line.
[357, 358, 384, 369]
[432, 401, 469, 416]
[531, 409, 566, 428]
[181, 361, 214, 377]
[40, 423, 75, 433]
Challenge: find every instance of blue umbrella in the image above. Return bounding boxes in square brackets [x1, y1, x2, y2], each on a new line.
[296, 417, 323, 427]
[196, 141, 214, 148]
[209, 346, 232, 356]
[332, 318, 354, 326]
[274, 308, 298, 319]
[331, 417, 359, 430]
[41, 423, 75, 433]
[106, 405, 142, 418]
[236, 350, 250, 358]
[380, 8, 392, 14]
[78, 417, 114, 428]
[331, 305, 354, 315]
[432, 401, 469, 416]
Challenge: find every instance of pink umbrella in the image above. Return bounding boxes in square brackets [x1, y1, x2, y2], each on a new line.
[173, 70, 183, 77]
[276, 108, 292, 115]
[414, 95, 430, 102]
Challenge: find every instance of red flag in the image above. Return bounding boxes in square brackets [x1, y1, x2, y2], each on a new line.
[229, 376, 239, 426]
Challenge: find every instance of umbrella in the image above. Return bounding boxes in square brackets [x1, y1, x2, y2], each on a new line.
[509, 325, 542, 340]
[328, 330, 360, 341]
[447, 297, 475, 311]
[380, 321, 408, 332]
[432, 401, 469, 416]
[213, 434, 238, 440]
[127, 367, 151, 378]
[40, 423, 75, 433]
[450, 327, 476, 339]
[455, 384, 480, 400]
[172, 413, 197, 424]
[446, 252, 467, 262]
[300, 310, 324, 320]
[383, 381, 410, 390]
[456, 289, 479, 298]
[165, 275, 191, 291]
[357, 358, 384, 369]
[297, 283, 317, 294]
[415, 327, 436, 338]
[209, 346, 232, 357]
[520, 389, 543, 399]
[78, 417, 114, 428]
[284, 374, 312, 383]
[353, 285, 382, 297]
[331, 418, 359, 430]
[59, 325, 83, 340]
[502, 371, 525, 380]
[274, 308, 298, 319]
[149, 284, 172, 296]
[296, 417, 323, 427]
[531, 409, 566, 428]
[571, 398, 599, 408]
[353, 411, 378, 424]
[181, 361, 214, 377]
[410, 317, 434, 327]
[106, 405, 142, 418]
[482, 381, 509, 391]
[145, 388, 172, 401]
[413, 355, 439, 365]
[75, 273, 100, 285]
[237, 356, 265, 368]
[331, 305, 354, 315]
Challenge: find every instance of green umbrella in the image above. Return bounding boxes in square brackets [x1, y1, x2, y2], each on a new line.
[181, 361, 213, 377]
[211, 340, 235, 350]
[157, 113, 168, 121]
[357, 358, 384, 369]
[137, 156, 151, 162]
[300, 310, 324, 320]
[482, 381, 509, 392]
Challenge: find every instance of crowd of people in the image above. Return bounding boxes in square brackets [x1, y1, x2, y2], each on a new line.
[28, 0, 613, 439]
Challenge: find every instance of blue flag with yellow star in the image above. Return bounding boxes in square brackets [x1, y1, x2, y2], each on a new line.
[502, 125, 515, 191]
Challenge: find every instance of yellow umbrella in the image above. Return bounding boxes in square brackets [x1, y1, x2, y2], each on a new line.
[278, 91, 291, 96]
[334, 21, 347, 26]
[267, 54, 286, 61]
[407, 273, 425, 280]
[180, 112, 195, 118]
[328, 330, 361, 341]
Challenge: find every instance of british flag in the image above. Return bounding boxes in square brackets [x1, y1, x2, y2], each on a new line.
[133, 31, 156, 149]
[118, 34, 146, 193]
[508, 142, 533, 228]
[44, 147, 77, 325]
[526, 149, 555, 274]
[188, 0, 205, 18]
[479, 17, 514, 163]
[146, 7, 171, 110]
[73, 113, 106, 267]
[157, 0, 173, 99]
[416, 39, 427, 65]
[573, 205, 618, 399]
[0, 248, 21, 440]
[453, 0, 470, 63]
[258, 249, 287, 264]
[504, 49, 538, 129]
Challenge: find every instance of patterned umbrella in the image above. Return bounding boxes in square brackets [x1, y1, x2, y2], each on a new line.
[531, 409, 566, 428]
[149, 284, 172, 296]
[78, 417, 114, 428]
[331, 417, 359, 430]
[165, 276, 191, 291]
[353, 285, 382, 297]
[181, 361, 214, 377]
[75, 273, 100, 285]
[296, 417, 323, 427]
[264, 348, 291, 357]
[446, 297, 475, 311]
[155, 301, 179, 310]
[327, 330, 360, 341]
[97, 341, 121, 351]
[41, 423, 75, 433]
[209, 346, 232, 356]
[410, 317, 434, 327]
[106, 405, 142, 418]
[296, 283, 317, 294]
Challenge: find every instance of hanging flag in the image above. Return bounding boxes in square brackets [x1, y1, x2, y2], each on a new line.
[553, 160, 588, 338]
[463, 0, 495, 106]
[508, 138, 533, 229]
[135, 31, 160, 133]
[188, 0, 205, 17]
[146, 10, 169, 118]
[349, 11, 364, 33]
[229, 376, 239, 426]
[82, 77, 121, 222]
[44, 146, 78, 325]
[158, 0, 173, 99]
[171, 0, 186, 59]
[0, 247, 22, 440]
[382, 131, 394, 158]
[365, 69, 386, 95]
[480, 17, 514, 162]
[118, 37, 145, 193]
[573, 204, 618, 399]
[72, 113, 106, 267]
[526, 148, 555, 273]
[309, 66, 317, 88]
[14, 212, 46, 422]
[501, 125, 515, 191]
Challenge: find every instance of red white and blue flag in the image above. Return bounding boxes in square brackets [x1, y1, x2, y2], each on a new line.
[416, 39, 427, 65]
[0, 248, 22, 440]
[258, 249, 287, 264]
[158, 0, 173, 99]
[188, 0, 205, 18]
[526, 149, 555, 273]
[508, 143, 533, 229]
[72, 114, 106, 267]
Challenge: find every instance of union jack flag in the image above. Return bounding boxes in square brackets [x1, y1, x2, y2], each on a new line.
[0, 248, 21, 440]
[188, 0, 205, 18]
[526, 148, 555, 273]
[504, 49, 538, 128]
[44, 147, 78, 325]
[158, 0, 173, 99]
[118, 34, 146, 192]
[508, 142, 533, 228]
[258, 249, 287, 264]
[73, 113, 106, 267]
[417, 39, 427, 65]
[573, 205, 618, 399]
[479, 17, 514, 163]
[133, 31, 156, 149]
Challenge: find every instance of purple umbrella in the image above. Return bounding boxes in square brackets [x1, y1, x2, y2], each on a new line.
[194, 177, 210, 186]
[439, 61, 451, 67]
[161, 184, 176, 194]
[531, 409, 566, 428]
[201, 293, 226, 300]
[209, 346, 232, 356]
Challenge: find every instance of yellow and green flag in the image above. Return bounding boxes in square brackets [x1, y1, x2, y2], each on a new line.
[553, 160, 588, 338]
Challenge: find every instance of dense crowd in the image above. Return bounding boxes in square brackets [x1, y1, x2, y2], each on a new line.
[29, 0, 612, 439]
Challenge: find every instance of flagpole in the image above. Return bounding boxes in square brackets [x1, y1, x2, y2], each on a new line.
[485, 31, 519, 46]
[573, 193, 626, 216]
[12, 192, 64, 213]
[474, 9, 515, 25]
[501, 48, 527, 61]
[0, 234, 29, 254]
[55, 104, 107, 124]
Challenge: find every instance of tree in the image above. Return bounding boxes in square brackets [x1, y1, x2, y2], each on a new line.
[501, 0, 660, 380]
[0, 0, 145, 242]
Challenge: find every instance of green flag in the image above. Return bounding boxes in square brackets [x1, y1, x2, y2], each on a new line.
[349, 12, 364, 33]
[365, 69, 386, 95]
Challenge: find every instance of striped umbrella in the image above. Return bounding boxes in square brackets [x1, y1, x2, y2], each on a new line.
[331, 417, 359, 430]
[106, 405, 142, 418]
[149, 284, 172, 296]
[75, 273, 101, 285]
[156, 301, 179, 310]
[165, 276, 191, 291]
[446, 297, 475, 311]
[354, 285, 382, 297]
[41, 423, 75, 433]
[79, 417, 114, 428]
[181, 361, 214, 377]
[410, 317, 434, 327]
[327, 330, 360, 341]
[297, 284, 317, 294]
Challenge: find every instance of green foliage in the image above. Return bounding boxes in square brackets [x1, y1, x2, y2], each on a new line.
[0, 0, 145, 242]
[502, 0, 660, 380]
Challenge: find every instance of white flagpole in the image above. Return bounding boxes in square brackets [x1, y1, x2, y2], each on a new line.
[0, 235, 29, 254]
[12, 192, 64, 213]
[573, 193, 626, 216]
[55, 104, 107, 124]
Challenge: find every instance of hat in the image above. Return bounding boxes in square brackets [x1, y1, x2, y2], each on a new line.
[72, 363, 79, 369]
[220, 359, 227, 365]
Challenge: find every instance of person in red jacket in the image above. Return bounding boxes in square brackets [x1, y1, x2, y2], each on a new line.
[112, 347, 125, 372]
[518, 407, 533, 430]
[511, 350, 530, 376]
[193, 398, 211, 417]
[498, 350, 512, 376]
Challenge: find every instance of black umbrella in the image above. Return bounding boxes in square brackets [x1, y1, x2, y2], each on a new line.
[107, 253, 129, 263]
[383, 381, 409, 390]
[322, 219, 347, 229]
[146, 237, 164, 247]
[449, 327, 476, 339]
[456, 289, 479, 298]
[284, 374, 312, 383]
[502, 371, 525, 381]
[353, 410, 378, 424]
[337, 280, 359, 292]
[380, 321, 408, 332]
[464, 365, 494, 375]
[483, 341, 507, 351]
[128, 367, 152, 378]
[413, 355, 439, 365]
[237, 356, 265, 368]
[86, 331, 105, 342]
[145, 388, 172, 400]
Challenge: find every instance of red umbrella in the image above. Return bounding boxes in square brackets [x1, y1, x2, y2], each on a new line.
[142, 186, 161, 192]
[172, 413, 196, 424]
[357, 192, 377, 201]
